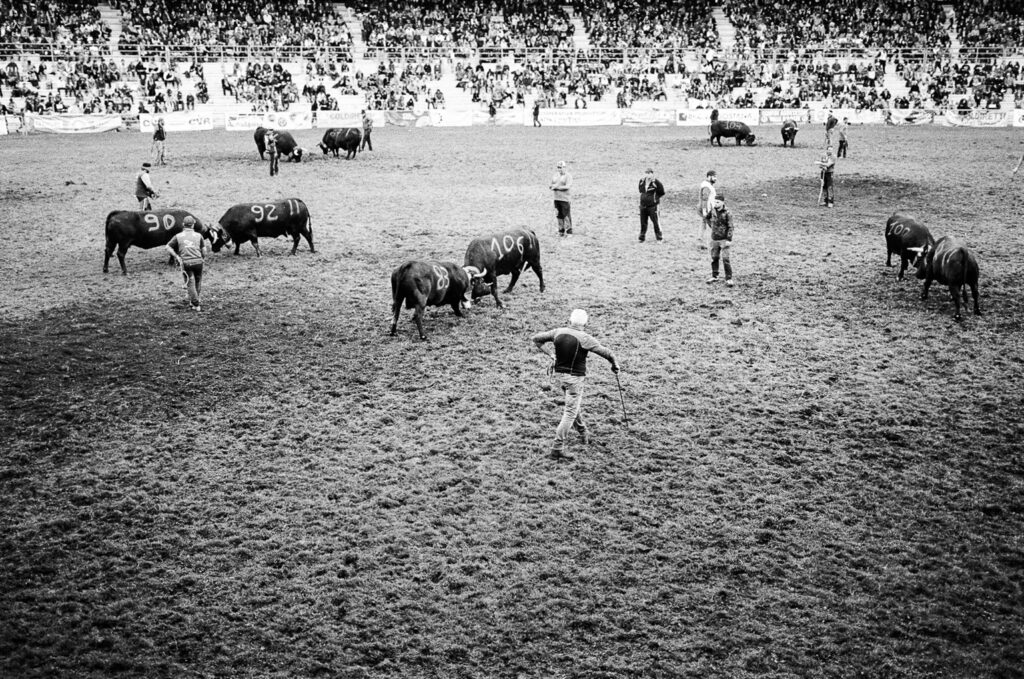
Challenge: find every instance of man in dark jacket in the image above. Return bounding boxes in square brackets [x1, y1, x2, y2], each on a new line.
[705, 191, 735, 286]
[638, 167, 666, 242]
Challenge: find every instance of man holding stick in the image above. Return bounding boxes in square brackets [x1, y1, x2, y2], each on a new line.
[817, 145, 836, 208]
[532, 309, 620, 460]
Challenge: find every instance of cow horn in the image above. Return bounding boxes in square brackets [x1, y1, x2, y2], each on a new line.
[906, 246, 924, 254]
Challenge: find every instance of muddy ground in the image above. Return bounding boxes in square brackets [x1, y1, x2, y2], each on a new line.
[1, 123, 1023, 678]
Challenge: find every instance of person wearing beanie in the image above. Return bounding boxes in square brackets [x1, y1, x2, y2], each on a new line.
[706, 190, 735, 286]
[638, 167, 666, 242]
[134, 162, 158, 209]
[531, 309, 620, 460]
[165, 215, 206, 312]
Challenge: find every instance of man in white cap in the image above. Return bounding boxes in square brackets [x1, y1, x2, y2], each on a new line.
[549, 160, 573, 236]
[135, 162, 158, 209]
[165, 216, 206, 311]
[531, 309, 620, 460]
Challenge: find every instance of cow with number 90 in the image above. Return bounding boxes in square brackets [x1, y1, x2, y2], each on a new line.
[212, 198, 314, 257]
[104, 209, 217, 275]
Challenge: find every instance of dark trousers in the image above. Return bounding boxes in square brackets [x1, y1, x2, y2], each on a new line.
[838, 140, 848, 157]
[362, 131, 372, 151]
[822, 171, 834, 205]
[639, 205, 661, 241]
[269, 151, 279, 176]
[182, 261, 203, 308]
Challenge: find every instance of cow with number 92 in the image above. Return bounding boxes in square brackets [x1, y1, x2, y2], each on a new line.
[212, 198, 314, 257]
[390, 260, 487, 340]
[104, 209, 219, 275]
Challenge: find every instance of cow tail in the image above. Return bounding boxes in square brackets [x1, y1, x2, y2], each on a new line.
[103, 210, 118, 252]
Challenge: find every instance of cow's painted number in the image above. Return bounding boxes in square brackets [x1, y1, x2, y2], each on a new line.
[432, 265, 450, 290]
[889, 222, 909, 236]
[250, 204, 279, 222]
[489, 234, 527, 257]
[145, 213, 177, 232]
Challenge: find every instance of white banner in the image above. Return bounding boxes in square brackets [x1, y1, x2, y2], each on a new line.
[0, 116, 7, 136]
[676, 108, 716, 127]
[334, 95, 364, 113]
[138, 112, 214, 133]
[26, 113, 122, 133]
[1013, 110, 1024, 127]
[261, 110, 313, 130]
[940, 110, 1012, 127]
[621, 108, 676, 126]
[225, 112, 266, 131]
[314, 110, 361, 128]
[533, 108, 621, 126]
[884, 109, 936, 125]
[428, 109, 473, 127]
[718, 108, 761, 126]
[759, 108, 812, 125]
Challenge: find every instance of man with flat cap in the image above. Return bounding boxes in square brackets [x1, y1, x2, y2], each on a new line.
[135, 162, 158, 209]
[166, 216, 206, 312]
[532, 309, 620, 460]
[638, 167, 666, 242]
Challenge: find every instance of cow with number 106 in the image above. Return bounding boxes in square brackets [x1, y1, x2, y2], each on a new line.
[212, 198, 314, 257]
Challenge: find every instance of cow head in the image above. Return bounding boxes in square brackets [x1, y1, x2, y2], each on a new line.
[462, 266, 488, 307]
[905, 244, 928, 270]
[913, 243, 933, 279]
[317, 141, 328, 154]
[744, 134, 757, 146]
[208, 223, 231, 252]
[293, 147, 304, 162]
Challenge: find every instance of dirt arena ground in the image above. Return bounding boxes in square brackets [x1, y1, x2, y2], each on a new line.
[1, 122, 1023, 678]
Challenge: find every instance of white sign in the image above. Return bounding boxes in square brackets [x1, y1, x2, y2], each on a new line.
[314, 110, 361, 128]
[531, 108, 620, 126]
[1013, 110, 1024, 127]
[428, 109, 473, 127]
[26, 113, 123, 133]
[139, 112, 214, 133]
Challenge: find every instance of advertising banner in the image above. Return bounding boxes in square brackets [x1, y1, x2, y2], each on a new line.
[621, 108, 676, 126]
[471, 108, 526, 126]
[1014, 109, 1024, 127]
[676, 108, 715, 127]
[384, 110, 432, 127]
[428, 108, 473, 127]
[260, 110, 313, 130]
[677, 107, 759, 127]
[314, 110, 361, 128]
[759, 108, 812, 125]
[138, 112, 214, 133]
[529, 107, 620, 126]
[884, 109, 935, 125]
[26, 113, 122, 133]
[0, 116, 7, 136]
[225, 112, 266, 131]
[939, 110, 1011, 127]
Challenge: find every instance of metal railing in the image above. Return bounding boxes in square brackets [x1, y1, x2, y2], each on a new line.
[0, 42, 1019, 65]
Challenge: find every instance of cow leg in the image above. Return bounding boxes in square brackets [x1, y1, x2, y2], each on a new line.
[117, 245, 129, 275]
[898, 255, 908, 281]
[533, 262, 545, 292]
[103, 242, 114, 273]
[390, 298, 402, 336]
[970, 283, 981, 316]
[413, 303, 428, 340]
[920, 277, 933, 300]
[949, 285, 963, 321]
[290, 232, 300, 255]
[490, 282, 503, 308]
[234, 241, 241, 255]
[251, 238, 262, 257]
[735, 137, 742, 146]
[886, 247, 893, 267]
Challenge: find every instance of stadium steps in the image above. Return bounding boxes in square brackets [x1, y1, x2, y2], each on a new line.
[97, 2, 123, 57]
[942, 4, 961, 58]
[336, 4, 366, 61]
[712, 7, 736, 52]
[562, 5, 592, 51]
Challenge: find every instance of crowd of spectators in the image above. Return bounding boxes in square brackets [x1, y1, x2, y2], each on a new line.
[1, 58, 132, 114]
[721, 0, 949, 51]
[221, 61, 298, 111]
[955, 0, 1024, 48]
[899, 57, 1022, 109]
[582, 0, 719, 52]
[0, 1, 111, 56]
[115, 0, 351, 57]
[360, 58, 445, 110]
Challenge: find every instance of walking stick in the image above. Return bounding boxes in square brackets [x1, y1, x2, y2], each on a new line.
[817, 172, 824, 206]
[614, 372, 630, 428]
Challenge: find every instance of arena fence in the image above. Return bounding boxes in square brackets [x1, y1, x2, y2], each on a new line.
[4, 105, 1023, 136]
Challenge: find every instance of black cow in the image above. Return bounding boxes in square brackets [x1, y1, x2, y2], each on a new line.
[781, 119, 798, 147]
[709, 109, 756, 146]
[916, 236, 981, 320]
[318, 127, 362, 159]
[213, 198, 314, 256]
[254, 127, 303, 162]
[885, 212, 935, 280]
[390, 260, 486, 340]
[103, 209, 217, 275]
[463, 228, 544, 308]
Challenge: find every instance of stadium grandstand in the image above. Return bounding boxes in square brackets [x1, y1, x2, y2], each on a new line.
[0, 0, 1022, 117]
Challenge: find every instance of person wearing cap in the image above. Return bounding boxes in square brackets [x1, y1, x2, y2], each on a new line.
[152, 117, 166, 165]
[705, 190, 735, 286]
[531, 309, 620, 460]
[549, 161, 573, 236]
[816, 144, 836, 208]
[134, 162, 158, 209]
[637, 167, 666, 242]
[165, 216, 206, 312]
[837, 117, 849, 158]
[697, 169, 717, 249]
[361, 109, 373, 151]
[825, 110, 839, 144]
[266, 128, 280, 177]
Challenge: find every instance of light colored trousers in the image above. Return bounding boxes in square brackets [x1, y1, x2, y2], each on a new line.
[555, 374, 587, 442]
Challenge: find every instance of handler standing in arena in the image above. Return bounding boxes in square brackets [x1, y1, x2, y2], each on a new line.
[361, 109, 373, 151]
[165, 216, 206, 312]
[817, 145, 836, 208]
[706, 191, 735, 286]
[825, 110, 839, 145]
[152, 117, 166, 165]
[550, 160, 573, 236]
[134, 162, 157, 209]
[532, 309, 620, 460]
[837, 117, 849, 158]
[698, 169, 717, 249]
[266, 129, 280, 177]
[638, 167, 665, 242]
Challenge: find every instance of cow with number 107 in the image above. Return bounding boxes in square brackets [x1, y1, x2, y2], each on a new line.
[212, 198, 314, 257]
